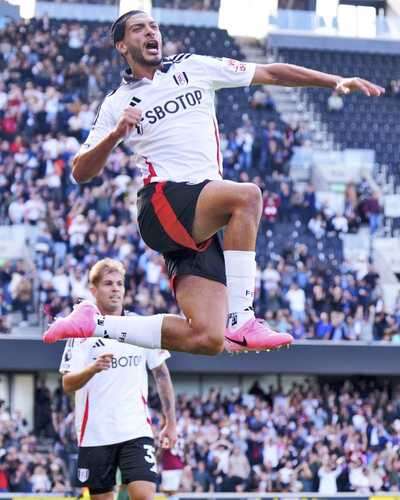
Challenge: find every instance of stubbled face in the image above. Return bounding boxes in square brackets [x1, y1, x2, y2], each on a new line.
[91, 270, 125, 315]
[116, 13, 162, 67]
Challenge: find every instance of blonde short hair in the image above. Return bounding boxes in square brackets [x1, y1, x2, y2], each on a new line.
[89, 258, 126, 287]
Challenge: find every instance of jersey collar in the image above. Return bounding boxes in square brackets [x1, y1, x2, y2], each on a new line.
[122, 59, 172, 84]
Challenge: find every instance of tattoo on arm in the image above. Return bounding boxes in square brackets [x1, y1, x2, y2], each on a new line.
[152, 364, 175, 421]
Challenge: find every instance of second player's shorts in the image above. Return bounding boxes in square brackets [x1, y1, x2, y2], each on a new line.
[137, 180, 226, 287]
[76, 437, 158, 494]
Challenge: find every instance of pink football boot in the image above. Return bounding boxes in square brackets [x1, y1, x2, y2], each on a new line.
[43, 300, 99, 344]
[224, 318, 293, 354]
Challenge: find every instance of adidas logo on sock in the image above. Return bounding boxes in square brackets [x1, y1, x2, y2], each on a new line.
[227, 313, 238, 328]
[97, 316, 105, 327]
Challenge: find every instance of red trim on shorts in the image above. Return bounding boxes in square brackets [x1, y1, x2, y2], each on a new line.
[151, 182, 212, 252]
[212, 118, 222, 177]
[143, 159, 157, 185]
[79, 394, 89, 445]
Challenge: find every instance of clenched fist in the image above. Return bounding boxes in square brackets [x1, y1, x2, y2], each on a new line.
[90, 353, 113, 374]
[112, 106, 142, 140]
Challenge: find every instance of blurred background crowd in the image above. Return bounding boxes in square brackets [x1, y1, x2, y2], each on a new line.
[0, 16, 393, 341]
[1, 0, 400, 496]
[2, 378, 400, 495]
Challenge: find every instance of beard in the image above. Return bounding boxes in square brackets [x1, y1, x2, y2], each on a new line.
[128, 45, 162, 67]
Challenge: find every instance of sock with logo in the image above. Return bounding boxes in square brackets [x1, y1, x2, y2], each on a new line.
[224, 250, 256, 330]
[94, 313, 163, 349]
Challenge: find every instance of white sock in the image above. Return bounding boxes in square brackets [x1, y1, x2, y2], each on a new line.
[94, 313, 163, 349]
[224, 250, 256, 329]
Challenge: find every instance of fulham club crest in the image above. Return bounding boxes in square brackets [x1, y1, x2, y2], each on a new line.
[173, 72, 189, 86]
[77, 468, 90, 482]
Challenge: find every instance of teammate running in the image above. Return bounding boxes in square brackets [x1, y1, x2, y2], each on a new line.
[44, 10, 384, 355]
[60, 258, 176, 500]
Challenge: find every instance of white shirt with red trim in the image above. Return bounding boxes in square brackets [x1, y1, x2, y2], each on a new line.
[80, 54, 256, 186]
[59, 336, 170, 447]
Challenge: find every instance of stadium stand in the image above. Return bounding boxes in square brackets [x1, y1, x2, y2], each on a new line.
[2, 378, 400, 494]
[152, 0, 221, 11]
[1, 2, 400, 496]
[0, 17, 398, 341]
[277, 48, 400, 169]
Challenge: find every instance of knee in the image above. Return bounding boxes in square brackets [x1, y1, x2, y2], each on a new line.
[201, 335, 224, 356]
[191, 322, 225, 355]
[236, 183, 262, 216]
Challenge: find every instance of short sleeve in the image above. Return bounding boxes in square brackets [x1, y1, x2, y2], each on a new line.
[59, 339, 88, 374]
[191, 55, 256, 90]
[146, 349, 171, 370]
[79, 95, 118, 153]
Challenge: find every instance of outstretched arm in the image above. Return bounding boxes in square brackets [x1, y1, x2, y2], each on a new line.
[252, 63, 384, 96]
[151, 362, 177, 449]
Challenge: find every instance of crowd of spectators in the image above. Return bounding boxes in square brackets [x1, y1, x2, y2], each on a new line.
[152, 0, 221, 11]
[45, 0, 117, 3]
[2, 378, 400, 494]
[0, 16, 393, 340]
[40, 0, 220, 8]
[0, 395, 72, 494]
[162, 378, 400, 494]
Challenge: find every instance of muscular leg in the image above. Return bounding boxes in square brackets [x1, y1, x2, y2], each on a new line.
[156, 276, 227, 355]
[191, 180, 262, 329]
[191, 180, 262, 248]
[44, 180, 292, 351]
[166, 275, 227, 354]
[126, 480, 155, 500]
[90, 276, 227, 356]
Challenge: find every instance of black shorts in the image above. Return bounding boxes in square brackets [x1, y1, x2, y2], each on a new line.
[76, 437, 157, 495]
[137, 180, 226, 288]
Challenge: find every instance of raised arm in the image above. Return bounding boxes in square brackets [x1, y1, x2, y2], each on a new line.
[151, 362, 177, 449]
[252, 63, 385, 96]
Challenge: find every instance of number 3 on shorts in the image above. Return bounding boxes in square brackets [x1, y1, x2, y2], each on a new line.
[143, 444, 157, 473]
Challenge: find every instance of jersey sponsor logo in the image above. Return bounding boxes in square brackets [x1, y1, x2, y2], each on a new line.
[226, 58, 247, 73]
[142, 90, 203, 126]
[173, 72, 189, 87]
[77, 468, 90, 482]
[110, 355, 142, 368]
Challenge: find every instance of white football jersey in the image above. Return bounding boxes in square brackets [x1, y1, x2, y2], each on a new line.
[80, 54, 256, 185]
[59, 336, 170, 447]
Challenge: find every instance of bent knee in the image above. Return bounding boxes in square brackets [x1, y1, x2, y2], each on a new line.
[237, 183, 262, 214]
[191, 323, 225, 355]
[199, 336, 224, 356]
